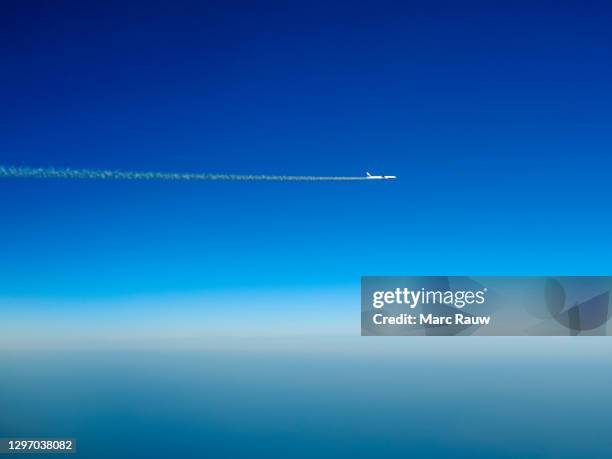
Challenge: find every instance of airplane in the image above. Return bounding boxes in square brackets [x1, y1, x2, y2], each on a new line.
[366, 172, 397, 180]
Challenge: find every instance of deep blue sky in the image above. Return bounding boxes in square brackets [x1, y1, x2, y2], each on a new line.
[1, 0, 611, 299]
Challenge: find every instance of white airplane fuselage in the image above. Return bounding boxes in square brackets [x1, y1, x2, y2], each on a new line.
[366, 172, 397, 180]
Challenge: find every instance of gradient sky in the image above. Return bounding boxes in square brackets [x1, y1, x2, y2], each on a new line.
[1, 1, 611, 342]
[3, 7, 612, 458]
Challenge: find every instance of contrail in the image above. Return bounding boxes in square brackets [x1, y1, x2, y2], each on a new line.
[0, 166, 371, 182]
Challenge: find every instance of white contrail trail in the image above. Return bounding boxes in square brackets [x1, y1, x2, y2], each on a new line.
[0, 166, 371, 182]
